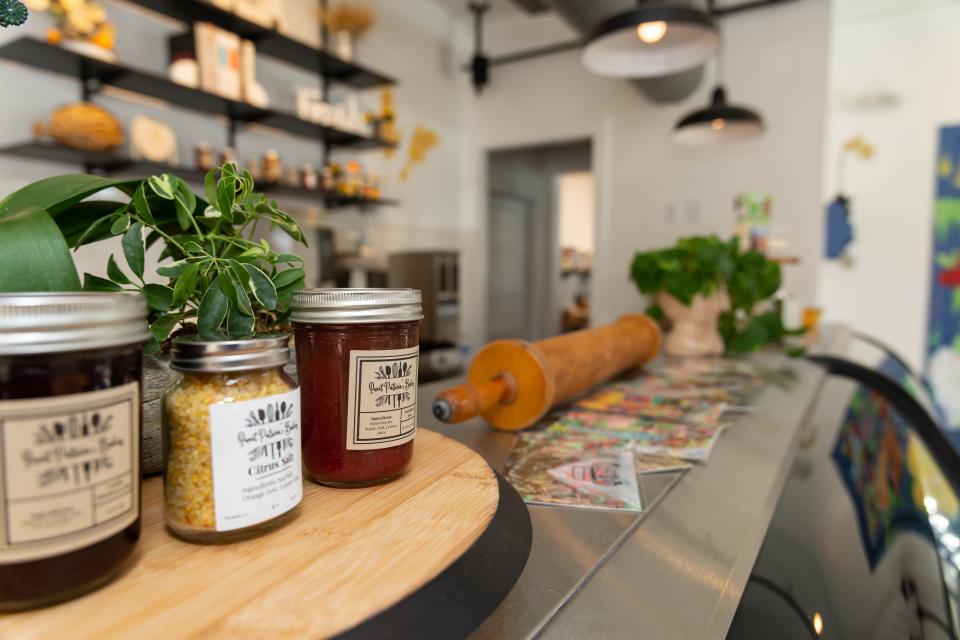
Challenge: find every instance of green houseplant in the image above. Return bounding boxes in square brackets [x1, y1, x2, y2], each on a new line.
[630, 235, 800, 355]
[0, 163, 307, 354]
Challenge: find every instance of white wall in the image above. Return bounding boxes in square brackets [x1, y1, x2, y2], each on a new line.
[818, 0, 960, 369]
[456, 0, 831, 347]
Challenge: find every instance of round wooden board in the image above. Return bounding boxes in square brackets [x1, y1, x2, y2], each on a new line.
[0, 429, 531, 639]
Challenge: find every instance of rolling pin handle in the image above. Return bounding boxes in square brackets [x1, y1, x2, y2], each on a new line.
[431, 376, 515, 424]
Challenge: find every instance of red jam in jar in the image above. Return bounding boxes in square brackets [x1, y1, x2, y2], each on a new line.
[292, 289, 421, 487]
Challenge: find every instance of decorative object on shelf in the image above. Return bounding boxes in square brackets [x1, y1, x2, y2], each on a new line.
[301, 163, 318, 191]
[163, 335, 301, 542]
[292, 288, 420, 486]
[320, 1, 375, 62]
[295, 88, 374, 138]
[431, 315, 661, 431]
[195, 141, 214, 171]
[129, 114, 178, 165]
[31, 0, 115, 61]
[244, 156, 261, 181]
[0, 0, 27, 27]
[262, 149, 281, 183]
[283, 164, 298, 188]
[194, 21, 241, 101]
[239, 38, 269, 108]
[631, 235, 802, 356]
[400, 125, 439, 181]
[34, 101, 123, 152]
[734, 191, 771, 254]
[375, 87, 400, 157]
[581, 3, 718, 79]
[168, 52, 200, 89]
[219, 145, 237, 165]
[0, 292, 148, 611]
[234, 0, 286, 31]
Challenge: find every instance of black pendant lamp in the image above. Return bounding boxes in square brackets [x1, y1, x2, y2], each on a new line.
[673, 85, 764, 145]
[581, 3, 720, 79]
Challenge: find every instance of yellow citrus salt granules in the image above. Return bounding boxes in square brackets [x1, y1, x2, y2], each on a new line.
[163, 368, 291, 532]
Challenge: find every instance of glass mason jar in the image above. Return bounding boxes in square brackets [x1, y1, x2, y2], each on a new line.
[0, 292, 148, 611]
[163, 336, 302, 543]
[291, 289, 422, 487]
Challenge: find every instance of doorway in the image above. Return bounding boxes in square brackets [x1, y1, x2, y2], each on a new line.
[486, 140, 593, 342]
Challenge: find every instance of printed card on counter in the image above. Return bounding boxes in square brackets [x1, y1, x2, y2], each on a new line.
[504, 432, 642, 511]
[548, 411, 726, 462]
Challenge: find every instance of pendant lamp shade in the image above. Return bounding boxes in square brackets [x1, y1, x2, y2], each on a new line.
[673, 86, 764, 145]
[582, 5, 720, 79]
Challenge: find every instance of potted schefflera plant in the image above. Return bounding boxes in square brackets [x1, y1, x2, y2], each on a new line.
[630, 235, 799, 357]
[0, 163, 307, 472]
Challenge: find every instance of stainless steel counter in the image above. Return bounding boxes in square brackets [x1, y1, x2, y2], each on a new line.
[418, 351, 829, 640]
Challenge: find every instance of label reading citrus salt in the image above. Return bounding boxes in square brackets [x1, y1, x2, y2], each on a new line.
[0, 383, 140, 564]
[345, 347, 419, 451]
[208, 388, 302, 532]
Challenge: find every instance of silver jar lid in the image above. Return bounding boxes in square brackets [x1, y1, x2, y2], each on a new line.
[0, 292, 149, 355]
[171, 335, 291, 372]
[291, 288, 422, 324]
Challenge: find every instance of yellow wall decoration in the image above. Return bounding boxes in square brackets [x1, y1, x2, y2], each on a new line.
[399, 125, 439, 182]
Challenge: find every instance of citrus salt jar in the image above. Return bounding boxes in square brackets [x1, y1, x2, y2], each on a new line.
[291, 289, 422, 487]
[162, 336, 302, 542]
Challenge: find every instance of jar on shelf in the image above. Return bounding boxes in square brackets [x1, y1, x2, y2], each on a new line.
[163, 336, 301, 543]
[0, 292, 149, 611]
[291, 289, 422, 487]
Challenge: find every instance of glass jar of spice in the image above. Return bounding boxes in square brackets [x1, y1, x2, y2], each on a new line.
[292, 289, 422, 487]
[163, 336, 302, 543]
[0, 292, 148, 611]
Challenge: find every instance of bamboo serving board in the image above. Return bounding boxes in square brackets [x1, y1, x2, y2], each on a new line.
[0, 429, 531, 640]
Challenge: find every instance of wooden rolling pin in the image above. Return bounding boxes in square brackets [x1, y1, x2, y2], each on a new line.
[432, 315, 661, 431]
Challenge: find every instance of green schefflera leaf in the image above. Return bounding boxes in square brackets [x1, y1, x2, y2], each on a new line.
[172, 262, 200, 307]
[273, 267, 305, 290]
[198, 280, 229, 340]
[243, 264, 278, 310]
[83, 273, 122, 292]
[132, 184, 155, 225]
[157, 259, 196, 278]
[183, 241, 205, 255]
[122, 222, 145, 279]
[110, 214, 131, 235]
[147, 174, 177, 200]
[226, 306, 255, 339]
[149, 314, 180, 343]
[172, 178, 197, 230]
[142, 284, 175, 312]
[107, 254, 130, 285]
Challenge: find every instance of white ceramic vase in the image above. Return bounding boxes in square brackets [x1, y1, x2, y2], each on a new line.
[657, 290, 728, 357]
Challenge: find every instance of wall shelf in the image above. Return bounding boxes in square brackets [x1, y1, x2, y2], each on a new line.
[0, 142, 398, 210]
[118, 0, 395, 88]
[0, 37, 394, 149]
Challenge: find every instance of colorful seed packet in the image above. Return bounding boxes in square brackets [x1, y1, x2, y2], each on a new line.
[548, 410, 725, 462]
[504, 431, 643, 511]
[571, 388, 728, 425]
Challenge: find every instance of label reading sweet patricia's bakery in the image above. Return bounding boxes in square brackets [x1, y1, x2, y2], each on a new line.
[208, 388, 302, 532]
[0, 383, 140, 564]
[346, 346, 419, 450]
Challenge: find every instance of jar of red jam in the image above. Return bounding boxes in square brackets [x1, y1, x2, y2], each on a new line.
[292, 289, 421, 487]
[0, 292, 148, 611]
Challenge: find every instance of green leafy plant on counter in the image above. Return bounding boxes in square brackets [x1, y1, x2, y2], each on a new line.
[0, 163, 307, 353]
[630, 235, 803, 354]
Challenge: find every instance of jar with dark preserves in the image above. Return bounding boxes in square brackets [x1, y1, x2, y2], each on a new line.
[0, 292, 148, 611]
[292, 289, 422, 487]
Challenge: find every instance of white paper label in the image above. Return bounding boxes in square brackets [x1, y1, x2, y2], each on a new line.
[345, 347, 419, 450]
[0, 383, 140, 564]
[208, 388, 302, 532]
